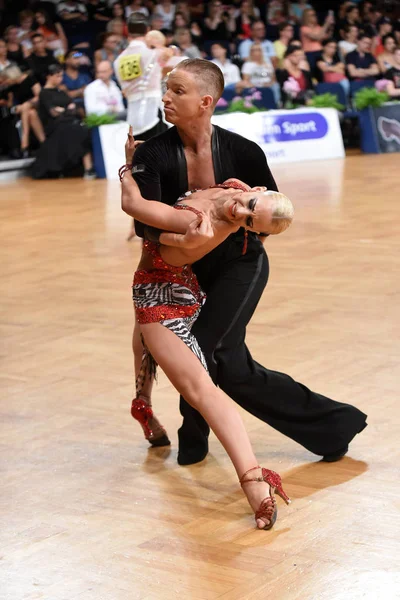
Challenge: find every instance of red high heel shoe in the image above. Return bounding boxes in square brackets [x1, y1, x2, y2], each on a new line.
[131, 396, 170, 447]
[239, 466, 291, 530]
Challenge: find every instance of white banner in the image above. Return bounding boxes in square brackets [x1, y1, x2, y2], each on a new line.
[212, 107, 345, 164]
[98, 108, 344, 179]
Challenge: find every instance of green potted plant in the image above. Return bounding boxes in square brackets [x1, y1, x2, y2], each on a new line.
[309, 92, 344, 111]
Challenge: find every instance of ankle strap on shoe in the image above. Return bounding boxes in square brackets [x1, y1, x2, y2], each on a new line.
[239, 465, 262, 486]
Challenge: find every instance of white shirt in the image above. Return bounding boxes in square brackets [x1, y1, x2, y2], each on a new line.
[338, 40, 357, 62]
[84, 79, 125, 115]
[114, 39, 163, 134]
[153, 3, 176, 28]
[241, 60, 274, 86]
[211, 59, 241, 87]
[57, 1, 87, 16]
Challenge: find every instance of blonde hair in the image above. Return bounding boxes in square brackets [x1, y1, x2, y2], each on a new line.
[267, 191, 294, 234]
[3, 65, 23, 81]
[145, 30, 166, 48]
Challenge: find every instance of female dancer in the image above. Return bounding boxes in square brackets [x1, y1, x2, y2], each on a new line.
[121, 128, 294, 530]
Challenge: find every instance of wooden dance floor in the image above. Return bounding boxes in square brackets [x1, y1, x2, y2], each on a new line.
[1, 154, 399, 600]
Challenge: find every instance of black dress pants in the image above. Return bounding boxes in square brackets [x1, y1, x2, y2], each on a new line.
[178, 234, 367, 457]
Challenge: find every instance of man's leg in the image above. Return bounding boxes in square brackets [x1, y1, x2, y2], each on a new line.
[178, 245, 367, 464]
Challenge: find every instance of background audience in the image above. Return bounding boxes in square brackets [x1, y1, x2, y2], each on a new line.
[0, 0, 399, 167]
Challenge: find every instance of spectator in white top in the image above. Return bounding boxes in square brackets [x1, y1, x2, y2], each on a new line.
[16, 10, 35, 54]
[241, 42, 280, 105]
[338, 24, 359, 62]
[114, 13, 171, 137]
[84, 60, 125, 116]
[238, 21, 277, 68]
[57, 0, 88, 23]
[125, 0, 149, 20]
[153, 0, 176, 29]
[210, 42, 241, 87]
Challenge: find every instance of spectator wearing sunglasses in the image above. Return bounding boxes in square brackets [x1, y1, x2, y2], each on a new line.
[61, 50, 92, 110]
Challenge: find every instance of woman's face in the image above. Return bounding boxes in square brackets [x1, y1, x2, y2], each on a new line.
[175, 14, 186, 27]
[289, 49, 302, 66]
[112, 21, 124, 36]
[48, 71, 63, 87]
[35, 12, 46, 25]
[105, 35, 118, 50]
[384, 36, 396, 53]
[6, 27, 19, 43]
[21, 17, 34, 30]
[325, 42, 337, 57]
[222, 191, 276, 234]
[306, 10, 317, 26]
[113, 3, 124, 18]
[250, 45, 263, 62]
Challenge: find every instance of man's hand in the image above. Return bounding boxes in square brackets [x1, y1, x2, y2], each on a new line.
[125, 125, 144, 164]
[182, 213, 213, 249]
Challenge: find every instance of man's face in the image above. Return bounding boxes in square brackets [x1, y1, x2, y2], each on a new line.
[32, 36, 46, 54]
[66, 53, 80, 69]
[211, 44, 225, 60]
[151, 16, 164, 30]
[96, 63, 113, 82]
[348, 25, 358, 41]
[162, 69, 210, 124]
[252, 23, 265, 41]
[358, 37, 372, 53]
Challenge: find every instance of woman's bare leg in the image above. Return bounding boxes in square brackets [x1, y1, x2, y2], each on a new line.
[141, 322, 273, 528]
[83, 153, 93, 170]
[28, 108, 45, 143]
[131, 316, 168, 444]
[19, 104, 30, 149]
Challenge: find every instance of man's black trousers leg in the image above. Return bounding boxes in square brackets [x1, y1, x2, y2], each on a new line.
[178, 243, 367, 464]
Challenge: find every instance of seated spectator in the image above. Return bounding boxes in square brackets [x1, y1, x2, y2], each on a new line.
[338, 24, 359, 61]
[125, 0, 149, 20]
[3, 65, 46, 155]
[235, 1, 256, 41]
[84, 60, 125, 116]
[174, 28, 202, 59]
[61, 50, 92, 108]
[4, 26, 27, 66]
[189, 22, 203, 48]
[300, 8, 335, 68]
[176, 1, 192, 23]
[35, 10, 68, 62]
[346, 34, 379, 81]
[150, 15, 166, 32]
[86, 0, 112, 24]
[107, 19, 128, 53]
[279, 43, 313, 103]
[27, 33, 59, 86]
[33, 64, 95, 179]
[202, 1, 236, 41]
[94, 32, 120, 68]
[239, 20, 277, 67]
[0, 38, 15, 73]
[274, 21, 295, 68]
[112, 2, 127, 24]
[57, 0, 88, 25]
[267, 0, 289, 26]
[316, 39, 349, 96]
[394, 23, 400, 47]
[161, 29, 175, 46]
[385, 46, 400, 98]
[339, 5, 361, 39]
[241, 42, 281, 105]
[289, 1, 312, 25]
[377, 34, 397, 73]
[210, 42, 241, 87]
[374, 17, 393, 56]
[283, 39, 310, 71]
[173, 12, 190, 30]
[0, 71, 23, 158]
[362, 6, 383, 40]
[153, 0, 177, 30]
[17, 11, 35, 56]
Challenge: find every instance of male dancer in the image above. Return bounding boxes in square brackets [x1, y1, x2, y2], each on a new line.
[124, 59, 367, 466]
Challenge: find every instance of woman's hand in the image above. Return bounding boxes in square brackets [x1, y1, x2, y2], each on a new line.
[125, 125, 144, 164]
[182, 213, 214, 249]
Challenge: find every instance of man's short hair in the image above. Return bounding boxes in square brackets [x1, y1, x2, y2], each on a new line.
[31, 33, 44, 42]
[127, 12, 148, 35]
[175, 58, 224, 105]
[358, 32, 372, 41]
